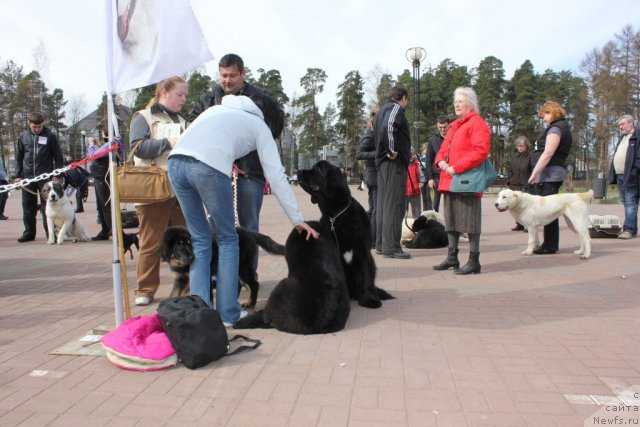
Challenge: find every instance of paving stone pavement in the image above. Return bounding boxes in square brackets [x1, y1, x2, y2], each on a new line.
[0, 185, 639, 426]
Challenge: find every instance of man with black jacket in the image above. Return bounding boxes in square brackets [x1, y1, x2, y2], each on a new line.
[423, 115, 449, 212]
[15, 111, 63, 242]
[187, 53, 284, 277]
[374, 86, 412, 259]
[356, 111, 377, 244]
[608, 114, 640, 239]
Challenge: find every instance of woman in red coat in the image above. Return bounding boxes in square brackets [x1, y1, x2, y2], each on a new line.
[433, 87, 490, 274]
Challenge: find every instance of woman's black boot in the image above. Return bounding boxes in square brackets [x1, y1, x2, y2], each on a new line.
[433, 249, 459, 270]
[454, 252, 481, 275]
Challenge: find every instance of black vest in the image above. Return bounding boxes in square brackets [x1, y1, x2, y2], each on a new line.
[533, 118, 572, 168]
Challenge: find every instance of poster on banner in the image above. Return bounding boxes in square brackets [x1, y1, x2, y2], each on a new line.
[105, 0, 213, 94]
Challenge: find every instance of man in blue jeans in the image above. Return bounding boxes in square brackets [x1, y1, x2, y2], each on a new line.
[608, 114, 640, 239]
[187, 53, 284, 279]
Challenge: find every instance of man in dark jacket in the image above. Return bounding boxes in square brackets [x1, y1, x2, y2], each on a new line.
[608, 114, 640, 239]
[356, 111, 377, 244]
[374, 86, 411, 259]
[15, 111, 64, 242]
[423, 115, 449, 212]
[187, 53, 284, 278]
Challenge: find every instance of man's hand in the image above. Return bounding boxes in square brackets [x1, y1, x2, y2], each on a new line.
[387, 152, 397, 160]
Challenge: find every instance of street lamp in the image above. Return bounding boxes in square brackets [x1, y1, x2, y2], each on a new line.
[583, 143, 588, 182]
[80, 130, 86, 160]
[406, 47, 426, 153]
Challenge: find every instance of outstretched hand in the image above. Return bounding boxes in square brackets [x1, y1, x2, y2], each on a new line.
[295, 222, 320, 240]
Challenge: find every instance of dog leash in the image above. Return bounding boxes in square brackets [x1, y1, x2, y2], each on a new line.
[328, 199, 352, 252]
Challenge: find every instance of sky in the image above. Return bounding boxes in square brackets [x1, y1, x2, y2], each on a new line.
[0, 0, 638, 122]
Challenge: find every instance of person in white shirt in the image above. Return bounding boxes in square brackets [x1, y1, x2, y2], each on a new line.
[168, 95, 318, 325]
[608, 114, 640, 239]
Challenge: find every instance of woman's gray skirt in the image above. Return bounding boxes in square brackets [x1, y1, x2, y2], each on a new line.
[442, 192, 482, 234]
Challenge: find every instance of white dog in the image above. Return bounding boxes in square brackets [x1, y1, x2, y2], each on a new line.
[44, 181, 89, 245]
[401, 210, 445, 243]
[495, 189, 593, 259]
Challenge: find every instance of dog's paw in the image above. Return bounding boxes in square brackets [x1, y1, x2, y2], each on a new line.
[241, 301, 256, 310]
[47, 240, 55, 245]
[522, 249, 533, 256]
[358, 297, 382, 309]
[56, 240, 65, 245]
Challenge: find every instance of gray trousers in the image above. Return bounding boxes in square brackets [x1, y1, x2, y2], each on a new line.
[376, 160, 407, 254]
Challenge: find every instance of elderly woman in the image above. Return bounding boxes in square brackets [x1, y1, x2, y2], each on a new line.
[528, 101, 573, 254]
[433, 87, 491, 275]
[507, 135, 532, 231]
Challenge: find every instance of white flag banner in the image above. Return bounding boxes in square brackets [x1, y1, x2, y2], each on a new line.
[105, 0, 213, 94]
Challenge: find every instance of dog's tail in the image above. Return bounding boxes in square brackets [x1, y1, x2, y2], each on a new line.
[252, 232, 286, 256]
[579, 189, 594, 202]
[233, 310, 273, 329]
[375, 286, 395, 300]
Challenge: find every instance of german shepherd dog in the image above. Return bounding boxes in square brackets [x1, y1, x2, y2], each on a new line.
[157, 226, 285, 308]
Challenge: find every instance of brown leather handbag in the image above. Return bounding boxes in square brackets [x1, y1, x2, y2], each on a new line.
[117, 140, 172, 204]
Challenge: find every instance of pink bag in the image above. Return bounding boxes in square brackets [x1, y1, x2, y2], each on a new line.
[101, 313, 177, 371]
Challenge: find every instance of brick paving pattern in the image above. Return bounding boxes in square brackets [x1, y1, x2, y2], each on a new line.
[0, 185, 638, 426]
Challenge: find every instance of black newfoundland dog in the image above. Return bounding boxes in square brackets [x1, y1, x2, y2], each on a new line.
[404, 216, 448, 249]
[296, 160, 394, 308]
[157, 226, 284, 309]
[233, 221, 351, 334]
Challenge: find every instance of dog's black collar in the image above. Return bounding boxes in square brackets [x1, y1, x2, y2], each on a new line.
[328, 200, 352, 231]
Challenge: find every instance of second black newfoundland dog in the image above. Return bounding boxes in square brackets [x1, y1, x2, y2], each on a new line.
[233, 221, 351, 334]
[404, 216, 448, 249]
[297, 160, 394, 308]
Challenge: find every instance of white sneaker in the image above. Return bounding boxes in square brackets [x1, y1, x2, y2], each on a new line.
[618, 231, 633, 239]
[135, 296, 152, 306]
[223, 310, 248, 327]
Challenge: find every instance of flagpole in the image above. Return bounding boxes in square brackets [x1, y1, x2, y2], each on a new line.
[106, 93, 128, 325]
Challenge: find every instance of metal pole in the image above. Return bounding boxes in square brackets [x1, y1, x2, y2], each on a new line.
[413, 59, 420, 153]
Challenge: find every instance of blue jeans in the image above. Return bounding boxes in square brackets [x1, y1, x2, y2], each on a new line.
[617, 174, 639, 235]
[168, 156, 241, 323]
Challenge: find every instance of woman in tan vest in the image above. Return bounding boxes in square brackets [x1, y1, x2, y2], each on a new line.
[128, 77, 187, 306]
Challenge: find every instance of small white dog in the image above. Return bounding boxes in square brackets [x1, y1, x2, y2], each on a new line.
[44, 181, 89, 245]
[495, 189, 593, 259]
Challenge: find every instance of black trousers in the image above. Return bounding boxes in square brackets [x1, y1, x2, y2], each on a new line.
[0, 179, 8, 215]
[376, 160, 407, 254]
[94, 176, 112, 235]
[21, 180, 49, 237]
[533, 181, 563, 250]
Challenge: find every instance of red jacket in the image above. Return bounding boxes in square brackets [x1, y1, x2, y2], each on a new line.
[434, 111, 490, 196]
[406, 161, 421, 196]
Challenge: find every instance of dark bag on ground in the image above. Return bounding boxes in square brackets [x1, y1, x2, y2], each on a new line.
[157, 296, 260, 370]
[450, 159, 498, 193]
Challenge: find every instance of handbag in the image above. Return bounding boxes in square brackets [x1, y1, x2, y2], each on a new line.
[157, 296, 261, 370]
[450, 158, 498, 193]
[117, 140, 172, 204]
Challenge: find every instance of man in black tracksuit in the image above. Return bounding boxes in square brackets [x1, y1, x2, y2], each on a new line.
[15, 112, 64, 242]
[374, 86, 412, 259]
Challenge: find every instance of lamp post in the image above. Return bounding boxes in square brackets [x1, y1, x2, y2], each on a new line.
[406, 47, 426, 153]
[80, 130, 86, 160]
